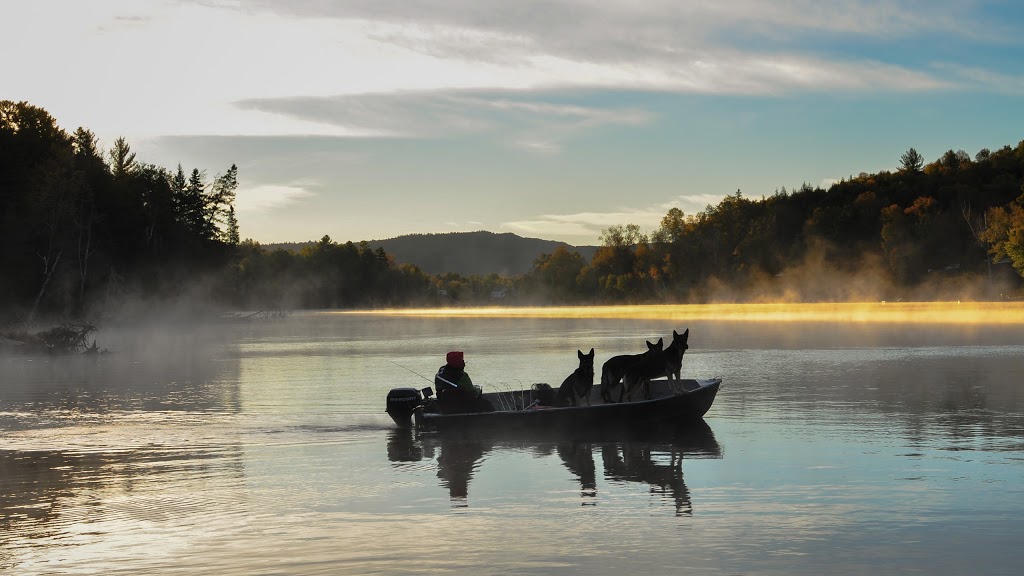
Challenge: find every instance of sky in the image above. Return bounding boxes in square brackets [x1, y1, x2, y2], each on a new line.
[4, 0, 1024, 246]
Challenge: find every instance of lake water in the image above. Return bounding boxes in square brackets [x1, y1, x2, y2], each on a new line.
[2, 309, 1023, 575]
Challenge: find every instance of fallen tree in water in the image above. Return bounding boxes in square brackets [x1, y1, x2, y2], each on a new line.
[0, 322, 106, 354]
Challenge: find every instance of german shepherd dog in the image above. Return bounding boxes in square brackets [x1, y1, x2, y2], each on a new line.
[622, 329, 691, 401]
[664, 329, 690, 383]
[600, 338, 663, 403]
[556, 348, 595, 406]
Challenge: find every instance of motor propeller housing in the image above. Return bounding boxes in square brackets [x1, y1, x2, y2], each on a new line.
[386, 387, 423, 428]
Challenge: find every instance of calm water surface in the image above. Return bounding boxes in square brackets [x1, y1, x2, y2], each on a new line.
[2, 312, 1023, 575]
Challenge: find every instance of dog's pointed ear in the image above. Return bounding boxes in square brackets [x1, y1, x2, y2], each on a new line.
[674, 329, 679, 338]
[588, 348, 594, 357]
[578, 349, 584, 359]
[657, 337, 664, 348]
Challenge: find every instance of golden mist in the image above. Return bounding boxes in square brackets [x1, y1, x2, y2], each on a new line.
[338, 302, 1024, 325]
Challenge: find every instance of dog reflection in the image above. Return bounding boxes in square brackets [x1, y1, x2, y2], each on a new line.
[556, 441, 596, 503]
[602, 443, 692, 516]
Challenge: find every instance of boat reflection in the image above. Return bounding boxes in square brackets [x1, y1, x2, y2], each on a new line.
[386, 420, 721, 513]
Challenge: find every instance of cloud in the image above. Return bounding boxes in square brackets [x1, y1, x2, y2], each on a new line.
[502, 210, 663, 242]
[500, 193, 728, 243]
[220, 1, 993, 51]
[512, 139, 562, 155]
[235, 92, 655, 136]
[194, 0, 1000, 96]
[236, 183, 317, 213]
[935, 64, 1024, 95]
[661, 194, 732, 215]
[236, 90, 655, 151]
[6, 0, 999, 142]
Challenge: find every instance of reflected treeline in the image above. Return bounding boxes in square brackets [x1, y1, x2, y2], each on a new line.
[0, 444, 246, 571]
[729, 347, 1024, 455]
[854, 355, 1024, 452]
[387, 420, 721, 513]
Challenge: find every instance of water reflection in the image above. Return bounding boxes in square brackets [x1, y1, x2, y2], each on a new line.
[558, 441, 596, 503]
[0, 444, 246, 572]
[387, 421, 721, 512]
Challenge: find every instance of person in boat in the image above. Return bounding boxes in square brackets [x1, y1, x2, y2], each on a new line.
[434, 351, 493, 413]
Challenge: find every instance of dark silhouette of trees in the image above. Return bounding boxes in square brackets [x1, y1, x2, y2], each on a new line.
[1, 100, 242, 324]
[4, 100, 1024, 320]
[230, 236, 438, 309]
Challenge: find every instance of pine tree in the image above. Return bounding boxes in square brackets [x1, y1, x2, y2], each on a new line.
[225, 204, 240, 246]
[108, 136, 136, 180]
[899, 148, 924, 173]
[209, 164, 238, 238]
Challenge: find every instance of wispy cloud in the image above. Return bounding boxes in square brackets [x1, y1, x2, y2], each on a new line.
[5, 0, 1002, 141]
[935, 63, 1024, 95]
[661, 194, 733, 215]
[500, 193, 728, 242]
[224, 1, 995, 50]
[236, 90, 655, 151]
[236, 183, 317, 213]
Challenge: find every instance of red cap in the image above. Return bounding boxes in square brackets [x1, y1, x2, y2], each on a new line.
[446, 351, 465, 368]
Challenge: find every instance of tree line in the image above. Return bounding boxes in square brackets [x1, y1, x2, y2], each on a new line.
[3, 100, 1024, 325]
[2, 101, 246, 324]
[523, 143, 1024, 303]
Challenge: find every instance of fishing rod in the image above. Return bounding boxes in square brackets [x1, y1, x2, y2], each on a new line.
[388, 360, 434, 384]
[503, 381, 522, 411]
[387, 356, 483, 401]
[388, 359, 517, 410]
[498, 382, 514, 411]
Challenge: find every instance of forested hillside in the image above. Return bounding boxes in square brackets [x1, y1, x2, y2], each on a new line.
[263, 232, 598, 276]
[552, 141, 1024, 304]
[3, 100, 1024, 324]
[371, 232, 598, 275]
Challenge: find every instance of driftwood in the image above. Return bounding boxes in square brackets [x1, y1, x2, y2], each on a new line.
[0, 322, 106, 355]
[219, 310, 290, 322]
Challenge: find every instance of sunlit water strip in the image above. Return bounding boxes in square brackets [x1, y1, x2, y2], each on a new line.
[338, 301, 1024, 324]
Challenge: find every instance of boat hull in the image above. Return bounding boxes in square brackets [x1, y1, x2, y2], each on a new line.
[413, 378, 720, 433]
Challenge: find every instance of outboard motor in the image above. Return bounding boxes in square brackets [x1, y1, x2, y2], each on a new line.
[386, 387, 423, 428]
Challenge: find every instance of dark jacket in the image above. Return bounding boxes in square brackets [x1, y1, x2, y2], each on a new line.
[435, 365, 474, 393]
[434, 365, 492, 414]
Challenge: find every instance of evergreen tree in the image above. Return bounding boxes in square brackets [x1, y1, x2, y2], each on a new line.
[225, 204, 240, 246]
[210, 163, 239, 240]
[900, 148, 924, 173]
[108, 136, 136, 180]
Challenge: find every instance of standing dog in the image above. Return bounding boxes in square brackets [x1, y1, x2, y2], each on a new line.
[600, 338, 663, 403]
[663, 329, 690, 383]
[621, 335, 683, 402]
[556, 348, 595, 406]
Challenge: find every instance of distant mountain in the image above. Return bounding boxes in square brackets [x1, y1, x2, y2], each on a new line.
[371, 231, 597, 276]
[262, 232, 597, 276]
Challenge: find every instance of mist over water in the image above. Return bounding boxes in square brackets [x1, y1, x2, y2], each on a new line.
[2, 309, 1023, 575]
